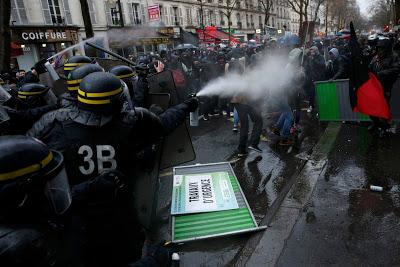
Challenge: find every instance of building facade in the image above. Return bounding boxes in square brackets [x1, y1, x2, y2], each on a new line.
[10, 0, 297, 70]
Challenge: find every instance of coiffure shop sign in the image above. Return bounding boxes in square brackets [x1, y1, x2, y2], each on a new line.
[12, 27, 77, 43]
[22, 31, 67, 41]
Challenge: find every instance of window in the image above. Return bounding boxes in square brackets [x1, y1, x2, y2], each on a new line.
[246, 14, 249, 27]
[48, 0, 63, 24]
[131, 3, 141, 25]
[111, 8, 120, 25]
[172, 7, 179, 26]
[219, 11, 225, 25]
[11, 0, 28, 24]
[250, 14, 254, 27]
[88, 0, 97, 24]
[186, 8, 193, 25]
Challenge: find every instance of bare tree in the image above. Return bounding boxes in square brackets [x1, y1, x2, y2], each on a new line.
[220, 0, 239, 46]
[369, 0, 393, 27]
[0, 0, 11, 72]
[259, 0, 273, 26]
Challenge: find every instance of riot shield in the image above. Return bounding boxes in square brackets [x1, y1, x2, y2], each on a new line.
[148, 70, 196, 169]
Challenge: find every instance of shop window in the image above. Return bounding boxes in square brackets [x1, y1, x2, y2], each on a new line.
[10, 0, 28, 25]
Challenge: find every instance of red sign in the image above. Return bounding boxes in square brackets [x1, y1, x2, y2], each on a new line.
[148, 5, 160, 22]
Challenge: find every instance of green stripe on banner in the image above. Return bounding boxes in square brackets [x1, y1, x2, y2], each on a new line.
[229, 175, 239, 192]
[316, 82, 341, 121]
[174, 208, 256, 240]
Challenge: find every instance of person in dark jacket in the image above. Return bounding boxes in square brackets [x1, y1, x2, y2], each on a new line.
[304, 46, 326, 112]
[368, 38, 400, 136]
[27, 72, 198, 185]
[326, 48, 348, 80]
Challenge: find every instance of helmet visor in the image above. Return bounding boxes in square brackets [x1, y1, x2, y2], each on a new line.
[44, 167, 71, 215]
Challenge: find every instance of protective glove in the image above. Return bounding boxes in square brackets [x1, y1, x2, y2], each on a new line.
[183, 97, 199, 112]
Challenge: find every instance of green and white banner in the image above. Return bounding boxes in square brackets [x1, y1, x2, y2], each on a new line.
[171, 171, 239, 215]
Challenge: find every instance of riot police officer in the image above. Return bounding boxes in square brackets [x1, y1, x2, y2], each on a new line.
[0, 135, 71, 266]
[1, 83, 58, 135]
[109, 65, 137, 102]
[60, 63, 104, 108]
[63, 55, 93, 77]
[28, 72, 198, 185]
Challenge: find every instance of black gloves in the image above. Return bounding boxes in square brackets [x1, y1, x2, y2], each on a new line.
[183, 97, 199, 112]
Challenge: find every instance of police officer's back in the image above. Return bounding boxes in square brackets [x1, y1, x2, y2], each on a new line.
[28, 72, 198, 185]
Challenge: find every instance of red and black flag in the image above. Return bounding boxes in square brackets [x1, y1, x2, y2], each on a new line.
[348, 21, 391, 120]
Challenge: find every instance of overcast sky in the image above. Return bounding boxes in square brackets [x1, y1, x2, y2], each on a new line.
[357, 0, 373, 16]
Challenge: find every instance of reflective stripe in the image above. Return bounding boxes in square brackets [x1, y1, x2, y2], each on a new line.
[67, 79, 82, 84]
[0, 152, 53, 181]
[64, 67, 75, 71]
[78, 96, 110, 104]
[78, 87, 122, 98]
[117, 73, 135, 79]
[64, 63, 87, 67]
[68, 86, 79, 91]
[18, 95, 27, 99]
[18, 90, 47, 96]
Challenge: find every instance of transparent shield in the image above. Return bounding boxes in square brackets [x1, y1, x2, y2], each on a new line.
[0, 85, 11, 104]
[43, 89, 58, 105]
[44, 167, 72, 215]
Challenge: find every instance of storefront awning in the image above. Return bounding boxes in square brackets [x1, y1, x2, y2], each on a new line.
[197, 27, 239, 45]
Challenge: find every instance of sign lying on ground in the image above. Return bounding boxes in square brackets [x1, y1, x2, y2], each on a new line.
[171, 171, 238, 215]
[171, 162, 267, 243]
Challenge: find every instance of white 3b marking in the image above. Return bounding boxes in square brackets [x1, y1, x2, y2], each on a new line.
[78, 145, 117, 175]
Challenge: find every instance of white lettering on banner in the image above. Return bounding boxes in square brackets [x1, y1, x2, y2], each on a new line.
[96, 145, 117, 172]
[22, 32, 29, 40]
[78, 145, 117, 175]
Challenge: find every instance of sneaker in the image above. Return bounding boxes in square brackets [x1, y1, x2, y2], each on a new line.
[230, 112, 234, 117]
[203, 115, 209, 121]
[271, 126, 281, 136]
[233, 126, 238, 132]
[222, 111, 228, 116]
[248, 145, 262, 153]
[307, 106, 313, 113]
[279, 138, 294, 146]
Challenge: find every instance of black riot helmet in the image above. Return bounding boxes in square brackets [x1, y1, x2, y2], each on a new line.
[17, 83, 50, 108]
[78, 72, 124, 114]
[109, 65, 136, 97]
[67, 64, 104, 95]
[0, 135, 71, 216]
[109, 65, 136, 80]
[63, 55, 92, 77]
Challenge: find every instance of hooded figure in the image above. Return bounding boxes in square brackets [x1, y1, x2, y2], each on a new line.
[326, 47, 348, 80]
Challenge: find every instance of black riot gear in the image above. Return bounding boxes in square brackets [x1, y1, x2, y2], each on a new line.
[109, 65, 136, 80]
[63, 55, 92, 77]
[67, 64, 104, 94]
[109, 65, 137, 103]
[0, 135, 71, 216]
[17, 83, 50, 108]
[78, 72, 124, 114]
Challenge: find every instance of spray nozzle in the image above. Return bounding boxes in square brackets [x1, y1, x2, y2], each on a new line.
[188, 93, 197, 98]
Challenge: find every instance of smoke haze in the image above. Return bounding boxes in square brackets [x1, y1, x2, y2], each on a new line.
[197, 55, 300, 101]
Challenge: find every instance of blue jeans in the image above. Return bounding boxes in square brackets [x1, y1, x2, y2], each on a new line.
[233, 108, 239, 126]
[276, 111, 293, 138]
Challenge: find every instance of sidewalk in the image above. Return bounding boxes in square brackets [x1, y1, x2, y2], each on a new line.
[275, 124, 400, 266]
[243, 122, 400, 266]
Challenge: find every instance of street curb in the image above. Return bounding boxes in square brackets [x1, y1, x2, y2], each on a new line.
[232, 122, 342, 267]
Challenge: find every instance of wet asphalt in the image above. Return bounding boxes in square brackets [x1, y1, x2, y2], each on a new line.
[154, 111, 327, 266]
[276, 124, 400, 266]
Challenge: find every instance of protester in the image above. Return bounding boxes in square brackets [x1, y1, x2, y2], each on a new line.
[304, 46, 326, 112]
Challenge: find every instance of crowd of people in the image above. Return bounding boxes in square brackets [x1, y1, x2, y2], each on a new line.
[0, 28, 399, 265]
